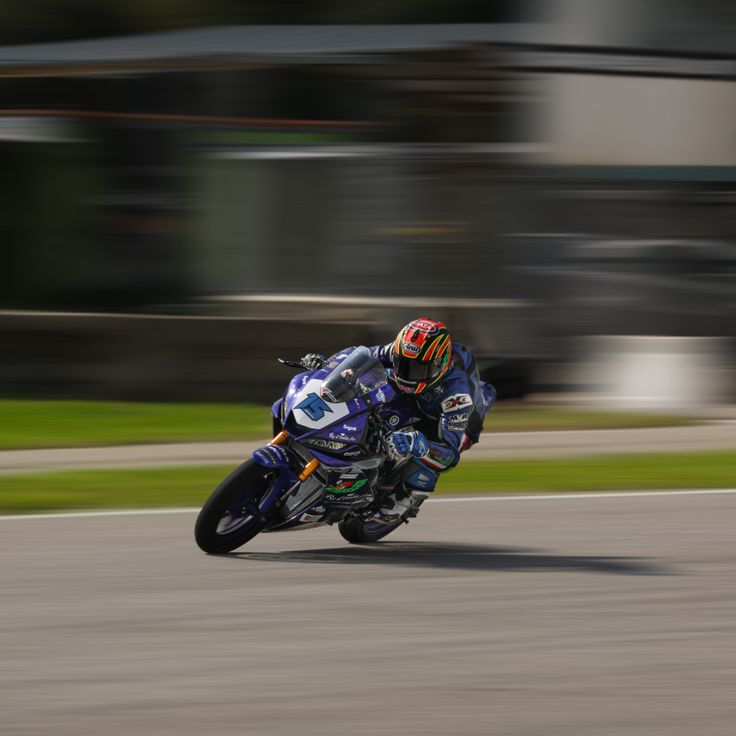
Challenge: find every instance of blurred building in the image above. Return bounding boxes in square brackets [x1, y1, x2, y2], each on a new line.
[0, 17, 734, 401]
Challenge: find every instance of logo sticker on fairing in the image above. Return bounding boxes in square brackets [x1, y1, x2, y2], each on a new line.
[325, 478, 368, 494]
[441, 393, 472, 413]
[324, 470, 368, 494]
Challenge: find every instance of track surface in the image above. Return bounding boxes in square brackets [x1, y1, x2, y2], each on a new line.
[1, 423, 735, 474]
[2, 493, 736, 735]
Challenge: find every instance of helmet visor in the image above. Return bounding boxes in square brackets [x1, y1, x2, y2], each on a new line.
[392, 355, 439, 383]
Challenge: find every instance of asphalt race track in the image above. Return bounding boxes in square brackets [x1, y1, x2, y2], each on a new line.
[2, 491, 735, 736]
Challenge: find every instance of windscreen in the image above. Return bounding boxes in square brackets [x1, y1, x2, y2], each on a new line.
[320, 346, 387, 403]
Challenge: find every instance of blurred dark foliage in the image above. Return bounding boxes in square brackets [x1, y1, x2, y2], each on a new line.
[0, 0, 523, 45]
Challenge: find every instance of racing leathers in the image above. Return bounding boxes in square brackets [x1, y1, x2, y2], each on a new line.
[302, 342, 495, 520]
[366, 341, 495, 519]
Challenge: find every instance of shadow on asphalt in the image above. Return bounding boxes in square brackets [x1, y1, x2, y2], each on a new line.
[230, 541, 670, 576]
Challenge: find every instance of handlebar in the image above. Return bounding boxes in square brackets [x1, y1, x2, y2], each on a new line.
[277, 356, 329, 370]
[277, 358, 306, 369]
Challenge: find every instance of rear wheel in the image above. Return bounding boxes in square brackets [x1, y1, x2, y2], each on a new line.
[337, 515, 403, 544]
[195, 460, 276, 553]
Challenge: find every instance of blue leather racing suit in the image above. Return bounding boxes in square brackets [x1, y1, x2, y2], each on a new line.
[370, 341, 496, 493]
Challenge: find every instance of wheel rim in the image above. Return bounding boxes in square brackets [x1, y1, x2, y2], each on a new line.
[361, 517, 401, 534]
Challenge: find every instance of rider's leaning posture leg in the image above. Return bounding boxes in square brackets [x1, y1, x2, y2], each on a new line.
[376, 459, 440, 522]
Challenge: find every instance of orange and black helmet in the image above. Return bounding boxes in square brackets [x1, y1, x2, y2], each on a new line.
[391, 318, 453, 394]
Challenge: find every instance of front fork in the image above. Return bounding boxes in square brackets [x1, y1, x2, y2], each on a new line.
[251, 431, 321, 515]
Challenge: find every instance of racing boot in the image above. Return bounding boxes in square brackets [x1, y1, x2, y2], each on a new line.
[374, 489, 429, 523]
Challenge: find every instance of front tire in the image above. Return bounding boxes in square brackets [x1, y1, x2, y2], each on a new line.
[195, 460, 276, 553]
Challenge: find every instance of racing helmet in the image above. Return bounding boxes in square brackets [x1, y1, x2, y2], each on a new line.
[391, 318, 453, 394]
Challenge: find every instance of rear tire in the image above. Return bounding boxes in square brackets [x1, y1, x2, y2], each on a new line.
[337, 515, 403, 544]
[195, 460, 275, 553]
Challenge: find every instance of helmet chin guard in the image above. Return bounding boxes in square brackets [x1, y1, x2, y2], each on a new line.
[391, 319, 452, 395]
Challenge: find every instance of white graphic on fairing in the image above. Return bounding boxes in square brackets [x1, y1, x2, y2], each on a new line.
[291, 378, 350, 429]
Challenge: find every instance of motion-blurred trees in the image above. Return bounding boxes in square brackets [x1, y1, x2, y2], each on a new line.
[0, 0, 521, 45]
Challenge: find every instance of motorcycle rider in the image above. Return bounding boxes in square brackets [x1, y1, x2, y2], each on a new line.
[302, 318, 496, 522]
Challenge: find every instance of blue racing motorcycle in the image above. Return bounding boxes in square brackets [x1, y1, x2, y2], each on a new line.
[195, 346, 426, 553]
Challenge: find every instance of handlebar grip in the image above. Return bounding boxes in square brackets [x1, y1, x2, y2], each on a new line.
[277, 358, 306, 369]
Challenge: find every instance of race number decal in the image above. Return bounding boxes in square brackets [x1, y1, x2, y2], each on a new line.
[292, 379, 350, 429]
[441, 393, 472, 413]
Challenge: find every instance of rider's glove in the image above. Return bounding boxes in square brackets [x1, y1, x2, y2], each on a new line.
[301, 353, 326, 371]
[386, 430, 430, 462]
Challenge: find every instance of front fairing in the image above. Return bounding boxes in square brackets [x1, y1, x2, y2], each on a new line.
[282, 368, 397, 440]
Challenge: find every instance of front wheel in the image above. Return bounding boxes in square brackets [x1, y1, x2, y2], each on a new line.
[195, 460, 277, 553]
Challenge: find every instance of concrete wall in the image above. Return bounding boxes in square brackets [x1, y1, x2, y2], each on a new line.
[0, 312, 378, 403]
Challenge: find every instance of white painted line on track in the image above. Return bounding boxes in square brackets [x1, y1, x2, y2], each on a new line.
[1, 488, 735, 521]
[0, 508, 201, 521]
[432, 488, 736, 503]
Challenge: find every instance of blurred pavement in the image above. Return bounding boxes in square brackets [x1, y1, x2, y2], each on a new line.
[2, 492, 735, 735]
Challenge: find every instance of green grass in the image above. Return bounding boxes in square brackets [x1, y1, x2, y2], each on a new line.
[0, 399, 697, 450]
[0, 451, 733, 515]
[0, 400, 273, 449]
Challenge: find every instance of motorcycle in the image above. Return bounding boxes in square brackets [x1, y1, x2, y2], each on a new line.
[194, 346, 427, 553]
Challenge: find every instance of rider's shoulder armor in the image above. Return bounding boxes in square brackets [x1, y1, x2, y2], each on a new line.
[417, 343, 476, 418]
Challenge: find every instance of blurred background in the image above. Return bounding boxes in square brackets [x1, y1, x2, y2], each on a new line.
[1, 0, 735, 409]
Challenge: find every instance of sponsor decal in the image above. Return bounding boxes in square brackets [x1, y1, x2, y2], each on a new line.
[342, 424, 358, 432]
[441, 393, 472, 413]
[343, 449, 362, 457]
[402, 341, 421, 355]
[447, 410, 470, 429]
[376, 387, 386, 404]
[388, 414, 401, 427]
[413, 435, 430, 457]
[253, 446, 288, 468]
[412, 319, 439, 335]
[325, 471, 368, 494]
[447, 414, 469, 432]
[329, 432, 354, 442]
[305, 437, 346, 450]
